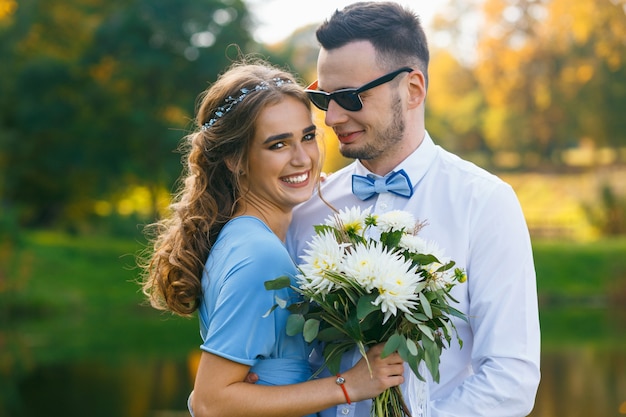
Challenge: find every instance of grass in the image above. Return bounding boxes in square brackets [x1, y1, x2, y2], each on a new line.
[533, 238, 626, 299]
[1, 230, 198, 364]
[2, 230, 626, 365]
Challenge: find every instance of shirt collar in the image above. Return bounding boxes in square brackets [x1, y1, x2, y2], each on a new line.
[354, 130, 437, 186]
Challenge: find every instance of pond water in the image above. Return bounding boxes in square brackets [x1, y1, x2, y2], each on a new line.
[4, 306, 626, 417]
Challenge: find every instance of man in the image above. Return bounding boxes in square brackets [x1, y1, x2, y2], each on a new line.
[286, 2, 541, 416]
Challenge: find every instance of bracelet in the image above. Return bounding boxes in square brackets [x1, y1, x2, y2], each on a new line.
[335, 374, 351, 404]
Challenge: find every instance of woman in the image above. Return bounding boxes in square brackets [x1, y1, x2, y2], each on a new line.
[139, 59, 404, 417]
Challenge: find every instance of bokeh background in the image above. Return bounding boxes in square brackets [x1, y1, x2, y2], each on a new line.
[1, 0, 625, 416]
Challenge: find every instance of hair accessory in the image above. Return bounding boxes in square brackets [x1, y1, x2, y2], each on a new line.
[201, 77, 293, 131]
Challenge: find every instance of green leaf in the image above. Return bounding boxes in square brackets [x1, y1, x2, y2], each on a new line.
[437, 260, 455, 272]
[423, 336, 441, 383]
[324, 350, 343, 376]
[264, 275, 291, 290]
[303, 318, 320, 343]
[418, 323, 435, 341]
[344, 313, 364, 341]
[411, 253, 439, 265]
[448, 306, 469, 322]
[321, 342, 354, 375]
[382, 333, 404, 357]
[287, 300, 310, 315]
[380, 230, 403, 248]
[419, 291, 432, 319]
[356, 341, 368, 368]
[316, 326, 346, 342]
[397, 337, 410, 362]
[286, 314, 304, 336]
[406, 338, 419, 356]
[356, 293, 378, 320]
[405, 312, 429, 324]
[406, 347, 424, 381]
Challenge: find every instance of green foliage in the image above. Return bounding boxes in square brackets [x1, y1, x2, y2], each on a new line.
[0, 0, 256, 227]
[3, 230, 197, 361]
[2, 0, 626, 234]
[583, 183, 626, 236]
[266, 208, 467, 392]
[4, 230, 626, 372]
[533, 238, 626, 300]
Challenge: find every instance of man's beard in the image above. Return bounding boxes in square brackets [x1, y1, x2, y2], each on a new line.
[340, 95, 404, 161]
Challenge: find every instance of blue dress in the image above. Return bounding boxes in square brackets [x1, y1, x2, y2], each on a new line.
[198, 216, 314, 388]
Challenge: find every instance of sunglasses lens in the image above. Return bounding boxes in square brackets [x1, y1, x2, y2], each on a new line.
[306, 89, 363, 111]
[307, 92, 330, 111]
[334, 92, 362, 111]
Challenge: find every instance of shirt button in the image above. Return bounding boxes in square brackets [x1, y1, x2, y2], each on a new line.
[341, 407, 350, 415]
[379, 202, 388, 210]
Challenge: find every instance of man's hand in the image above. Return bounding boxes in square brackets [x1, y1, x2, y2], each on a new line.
[244, 372, 259, 384]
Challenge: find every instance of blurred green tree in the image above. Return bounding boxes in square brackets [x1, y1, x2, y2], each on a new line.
[0, 0, 255, 228]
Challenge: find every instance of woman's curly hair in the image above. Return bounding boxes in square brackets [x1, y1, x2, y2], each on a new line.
[138, 58, 310, 317]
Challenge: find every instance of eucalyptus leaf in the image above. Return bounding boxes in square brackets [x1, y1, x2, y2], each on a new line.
[264, 275, 291, 290]
[407, 349, 425, 381]
[418, 323, 435, 341]
[448, 306, 469, 322]
[397, 337, 410, 362]
[382, 333, 404, 357]
[423, 336, 441, 382]
[419, 291, 432, 318]
[406, 312, 429, 323]
[406, 338, 419, 356]
[286, 314, 304, 336]
[303, 318, 320, 343]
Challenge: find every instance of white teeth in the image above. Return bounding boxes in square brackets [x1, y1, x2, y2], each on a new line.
[282, 173, 308, 184]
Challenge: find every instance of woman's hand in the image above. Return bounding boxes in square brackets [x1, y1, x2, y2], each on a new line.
[341, 343, 405, 402]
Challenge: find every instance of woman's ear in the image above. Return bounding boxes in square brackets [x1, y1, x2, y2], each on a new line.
[225, 158, 245, 176]
[225, 157, 238, 174]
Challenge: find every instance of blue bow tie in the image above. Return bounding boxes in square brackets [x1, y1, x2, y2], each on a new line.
[352, 169, 414, 201]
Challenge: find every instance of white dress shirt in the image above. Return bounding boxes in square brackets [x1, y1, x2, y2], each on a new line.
[286, 131, 541, 417]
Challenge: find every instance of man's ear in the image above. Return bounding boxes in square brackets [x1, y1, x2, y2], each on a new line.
[407, 70, 426, 109]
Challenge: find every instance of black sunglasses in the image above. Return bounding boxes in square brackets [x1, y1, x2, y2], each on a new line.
[305, 67, 413, 112]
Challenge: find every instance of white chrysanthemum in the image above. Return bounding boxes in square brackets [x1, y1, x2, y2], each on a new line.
[342, 242, 420, 323]
[398, 234, 429, 253]
[298, 232, 349, 295]
[325, 206, 372, 235]
[375, 210, 415, 233]
[372, 254, 420, 323]
[340, 242, 383, 291]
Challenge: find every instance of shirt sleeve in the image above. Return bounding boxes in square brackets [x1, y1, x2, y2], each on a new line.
[430, 182, 541, 417]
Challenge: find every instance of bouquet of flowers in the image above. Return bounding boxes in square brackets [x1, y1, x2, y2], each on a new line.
[265, 206, 467, 417]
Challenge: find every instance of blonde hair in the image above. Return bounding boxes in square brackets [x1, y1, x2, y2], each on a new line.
[139, 59, 311, 316]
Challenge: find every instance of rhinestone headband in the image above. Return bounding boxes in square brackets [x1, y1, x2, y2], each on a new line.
[201, 77, 293, 131]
